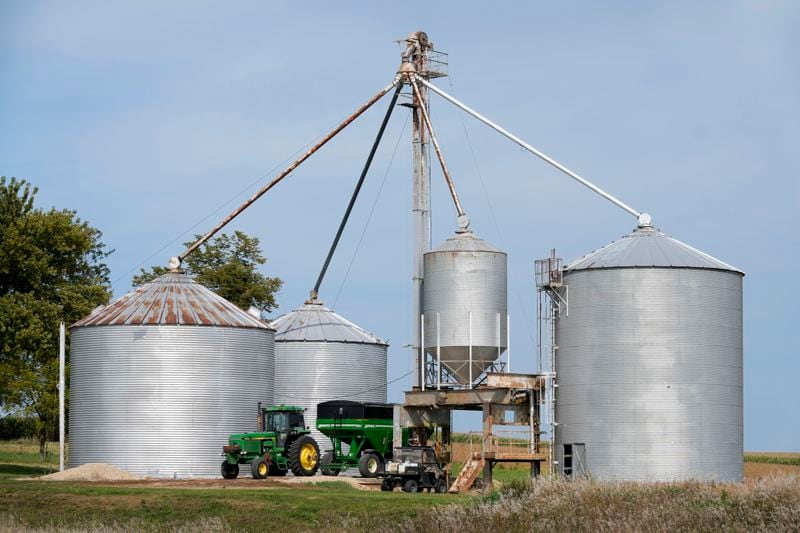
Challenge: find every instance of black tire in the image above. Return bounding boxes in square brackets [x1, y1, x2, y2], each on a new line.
[221, 461, 239, 479]
[250, 457, 269, 479]
[320, 452, 339, 476]
[380, 478, 394, 492]
[435, 478, 448, 493]
[402, 479, 419, 493]
[358, 453, 383, 478]
[287, 434, 320, 476]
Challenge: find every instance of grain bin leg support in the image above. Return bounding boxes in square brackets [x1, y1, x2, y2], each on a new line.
[482, 402, 493, 493]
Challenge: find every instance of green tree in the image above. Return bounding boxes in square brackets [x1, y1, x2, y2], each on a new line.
[0, 177, 112, 457]
[133, 231, 282, 313]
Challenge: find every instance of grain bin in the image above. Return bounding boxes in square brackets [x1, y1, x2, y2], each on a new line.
[554, 221, 744, 481]
[422, 230, 507, 384]
[271, 300, 388, 448]
[69, 271, 274, 478]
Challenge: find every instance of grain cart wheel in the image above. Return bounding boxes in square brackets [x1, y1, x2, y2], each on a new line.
[320, 452, 339, 476]
[288, 435, 320, 476]
[250, 457, 269, 479]
[221, 461, 239, 479]
[358, 453, 383, 478]
[402, 479, 419, 493]
[380, 478, 394, 492]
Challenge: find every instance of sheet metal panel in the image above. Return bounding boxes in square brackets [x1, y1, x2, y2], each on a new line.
[422, 231, 507, 383]
[273, 341, 387, 449]
[554, 267, 743, 481]
[73, 272, 270, 329]
[565, 226, 743, 273]
[69, 325, 274, 477]
[271, 302, 386, 344]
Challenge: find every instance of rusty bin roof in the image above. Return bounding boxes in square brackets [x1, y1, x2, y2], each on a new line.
[72, 271, 273, 329]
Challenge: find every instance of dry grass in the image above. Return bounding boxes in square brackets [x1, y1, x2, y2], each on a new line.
[345, 474, 800, 532]
[746, 462, 800, 479]
[0, 514, 232, 533]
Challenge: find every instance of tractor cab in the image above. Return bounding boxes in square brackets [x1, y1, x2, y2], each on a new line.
[263, 405, 307, 448]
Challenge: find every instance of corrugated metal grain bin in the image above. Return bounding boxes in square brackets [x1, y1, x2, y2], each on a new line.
[554, 223, 744, 481]
[423, 230, 507, 384]
[69, 271, 274, 478]
[271, 300, 387, 448]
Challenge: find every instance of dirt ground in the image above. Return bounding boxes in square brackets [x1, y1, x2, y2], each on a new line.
[32, 472, 383, 491]
[25, 457, 797, 490]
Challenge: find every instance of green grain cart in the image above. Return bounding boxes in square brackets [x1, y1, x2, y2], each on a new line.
[316, 400, 397, 477]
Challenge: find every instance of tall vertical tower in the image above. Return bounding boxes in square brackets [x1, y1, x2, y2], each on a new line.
[401, 31, 447, 388]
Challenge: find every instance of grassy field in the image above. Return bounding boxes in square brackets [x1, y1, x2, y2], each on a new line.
[2, 440, 800, 531]
[745, 452, 800, 466]
[0, 440, 470, 531]
[0, 440, 61, 481]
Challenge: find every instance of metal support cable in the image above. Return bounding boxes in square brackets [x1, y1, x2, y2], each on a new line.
[410, 78, 466, 218]
[311, 83, 403, 299]
[415, 76, 644, 220]
[176, 76, 401, 266]
[332, 112, 410, 310]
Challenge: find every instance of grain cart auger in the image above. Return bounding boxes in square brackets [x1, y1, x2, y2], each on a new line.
[221, 404, 320, 479]
[316, 401, 397, 477]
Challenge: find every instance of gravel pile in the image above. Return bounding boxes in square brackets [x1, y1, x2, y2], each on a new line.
[39, 463, 140, 481]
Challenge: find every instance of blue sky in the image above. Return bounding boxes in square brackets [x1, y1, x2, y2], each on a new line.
[1, 1, 798, 450]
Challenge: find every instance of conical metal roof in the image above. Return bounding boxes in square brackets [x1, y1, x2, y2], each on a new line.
[72, 271, 272, 329]
[271, 300, 387, 345]
[426, 230, 504, 254]
[565, 224, 743, 274]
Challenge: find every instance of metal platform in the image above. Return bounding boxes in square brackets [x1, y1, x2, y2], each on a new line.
[396, 372, 545, 493]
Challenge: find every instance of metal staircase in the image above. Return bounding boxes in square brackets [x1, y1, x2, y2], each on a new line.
[449, 454, 485, 494]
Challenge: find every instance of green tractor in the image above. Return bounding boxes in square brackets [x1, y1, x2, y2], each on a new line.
[221, 404, 320, 479]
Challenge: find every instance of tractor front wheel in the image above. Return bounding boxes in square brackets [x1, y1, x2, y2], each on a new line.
[250, 457, 269, 479]
[358, 453, 383, 478]
[221, 461, 239, 479]
[288, 435, 320, 476]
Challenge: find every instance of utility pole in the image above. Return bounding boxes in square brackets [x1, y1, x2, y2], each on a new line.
[58, 321, 65, 472]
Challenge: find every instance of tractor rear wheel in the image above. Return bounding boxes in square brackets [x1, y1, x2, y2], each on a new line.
[250, 457, 269, 479]
[320, 452, 339, 476]
[288, 435, 320, 476]
[221, 461, 239, 479]
[358, 453, 383, 478]
[435, 478, 449, 493]
[402, 479, 419, 493]
[380, 478, 394, 492]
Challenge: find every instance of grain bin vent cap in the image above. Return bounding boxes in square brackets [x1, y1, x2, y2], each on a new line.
[270, 301, 387, 345]
[564, 225, 743, 274]
[71, 271, 273, 329]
